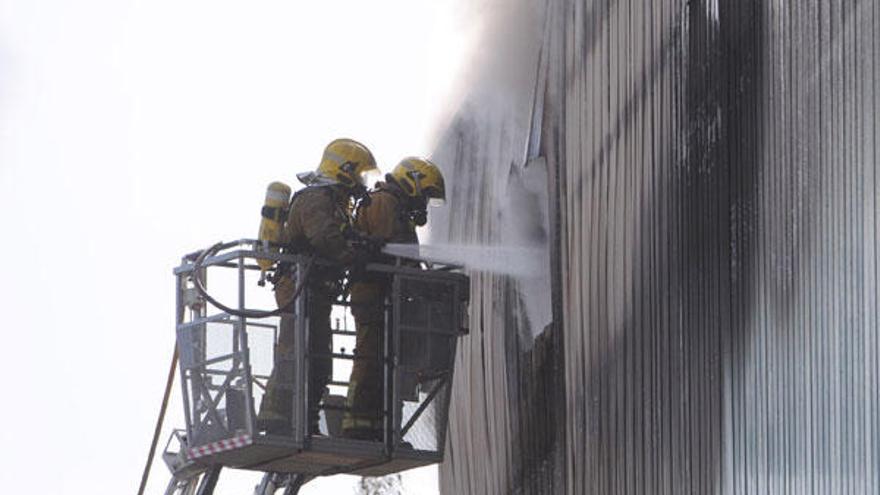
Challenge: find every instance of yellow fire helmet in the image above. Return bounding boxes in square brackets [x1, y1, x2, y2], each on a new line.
[389, 157, 446, 206]
[297, 138, 379, 189]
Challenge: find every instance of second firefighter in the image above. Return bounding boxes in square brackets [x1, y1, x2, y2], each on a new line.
[342, 157, 447, 441]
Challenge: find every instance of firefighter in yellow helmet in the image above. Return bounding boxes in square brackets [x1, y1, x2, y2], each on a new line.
[258, 138, 379, 436]
[342, 157, 446, 441]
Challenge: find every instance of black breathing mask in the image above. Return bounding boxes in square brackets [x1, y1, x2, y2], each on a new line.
[411, 208, 428, 226]
[408, 196, 428, 226]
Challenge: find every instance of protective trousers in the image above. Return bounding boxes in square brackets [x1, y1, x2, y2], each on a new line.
[258, 273, 333, 434]
[343, 281, 386, 436]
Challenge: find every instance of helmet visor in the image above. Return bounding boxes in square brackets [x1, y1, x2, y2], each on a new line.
[421, 183, 446, 205]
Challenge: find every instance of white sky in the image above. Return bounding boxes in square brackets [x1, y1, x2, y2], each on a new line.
[0, 1, 481, 493]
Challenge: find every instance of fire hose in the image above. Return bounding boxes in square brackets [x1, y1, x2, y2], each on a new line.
[191, 241, 315, 319]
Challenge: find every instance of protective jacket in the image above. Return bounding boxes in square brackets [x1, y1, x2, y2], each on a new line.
[281, 184, 355, 263]
[343, 181, 418, 438]
[354, 181, 418, 246]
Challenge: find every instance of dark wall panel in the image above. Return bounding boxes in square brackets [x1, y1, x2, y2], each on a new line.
[433, 1, 879, 494]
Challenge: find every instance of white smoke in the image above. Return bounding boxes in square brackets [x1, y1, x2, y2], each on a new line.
[422, 0, 552, 341]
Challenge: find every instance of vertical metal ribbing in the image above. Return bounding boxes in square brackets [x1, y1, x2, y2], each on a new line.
[659, 2, 671, 493]
[808, 3, 823, 493]
[847, 4, 862, 494]
[766, 3, 778, 493]
[793, 4, 805, 491]
[798, 4, 813, 493]
[643, 2, 656, 487]
[787, 4, 801, 493]
[610, 4, 622, 490]
[432, 1, 880, 494]
[871, 5, 880, 495]
[835, 2, 848, 487]
[855, 3, 870, 493]
[568, 1, 583, 492]
[584, 1, 599, 492]
[634, 4, 646, 494]
[829, 2, 842, 491]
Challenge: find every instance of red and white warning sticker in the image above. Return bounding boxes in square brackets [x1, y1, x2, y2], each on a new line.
[187, 434, 253, 460]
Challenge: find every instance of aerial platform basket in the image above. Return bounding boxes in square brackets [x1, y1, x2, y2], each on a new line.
[163, 239, 469, 493]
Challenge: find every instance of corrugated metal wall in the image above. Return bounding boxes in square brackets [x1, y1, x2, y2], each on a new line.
[434, 1, 879, 494]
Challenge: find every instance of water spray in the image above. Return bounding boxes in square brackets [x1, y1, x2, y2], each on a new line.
[382, 242, 546, 278]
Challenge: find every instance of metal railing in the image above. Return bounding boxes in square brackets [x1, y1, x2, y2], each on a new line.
[171, 239, 469, 467]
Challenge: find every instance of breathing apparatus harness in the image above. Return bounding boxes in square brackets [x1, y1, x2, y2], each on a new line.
[195, 182, 361, 318]
[192, 176, 392, 319]
[361, 178, 424, 228]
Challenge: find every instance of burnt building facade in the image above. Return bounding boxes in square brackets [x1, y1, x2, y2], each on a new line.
[432, 1, 880, 493]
